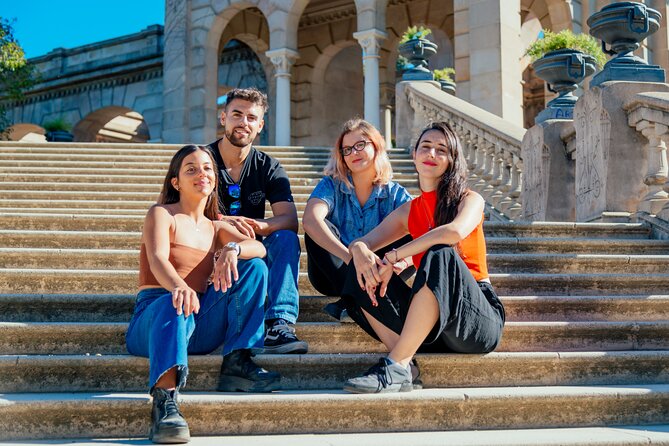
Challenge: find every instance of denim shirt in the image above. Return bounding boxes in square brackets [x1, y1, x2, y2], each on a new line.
[309, 176, 412, 246]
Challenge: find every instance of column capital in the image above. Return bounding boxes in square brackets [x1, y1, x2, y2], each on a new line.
[265, 48, 300, 77]
[353, 28, 387, 58]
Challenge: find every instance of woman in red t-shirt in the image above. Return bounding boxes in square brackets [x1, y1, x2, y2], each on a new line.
[341, 122, 505, 394]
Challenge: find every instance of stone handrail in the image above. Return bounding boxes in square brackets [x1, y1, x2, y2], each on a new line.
[624, 92, 669, 222]
[395, 81, 526, 220]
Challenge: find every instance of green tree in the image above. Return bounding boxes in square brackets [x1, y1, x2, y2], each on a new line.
[0, 18, 37, 138]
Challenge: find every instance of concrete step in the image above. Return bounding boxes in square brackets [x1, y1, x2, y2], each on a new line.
[16, 426, 669, 446]
[2, 249, 667, 275]
[1, 268, 667, 295]
[1, 385, 667, 440]
[1, 351, 667, 393]
[2, 294, 668, 323]
[1, 321, 667, 355]
[3, 230, 667, 255]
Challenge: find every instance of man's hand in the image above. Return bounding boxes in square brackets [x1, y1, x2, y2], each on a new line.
[247, 219, 271, 237]
[222, 216, 256, 238]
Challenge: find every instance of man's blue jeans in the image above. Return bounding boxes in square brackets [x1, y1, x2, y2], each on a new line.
[125, 258, 268, 391]
[262, 229, 300, 324]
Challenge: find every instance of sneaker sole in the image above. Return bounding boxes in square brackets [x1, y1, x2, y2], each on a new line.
[217, 375, 281, 393]
[342, 382, 413, 394]
[257, 340, 309, 354]
[149, 424, 191, 444]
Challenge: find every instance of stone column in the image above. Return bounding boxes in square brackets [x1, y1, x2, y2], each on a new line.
[353, 29, 387, 129]
[648, 0, 669, 71]
[467, 0, 523, 127]
[453, 0, 471, 102]
[266, 48, 299, 146]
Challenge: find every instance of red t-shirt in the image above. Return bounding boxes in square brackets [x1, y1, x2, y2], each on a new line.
[407, 190, 489, 281]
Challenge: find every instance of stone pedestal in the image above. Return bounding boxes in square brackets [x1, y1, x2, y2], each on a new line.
[521, 120, 576, 221]
[574, 81, 669, 221]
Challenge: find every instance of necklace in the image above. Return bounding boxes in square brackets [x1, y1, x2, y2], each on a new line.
[184, 215, 206, 232]
[421, 195, 434, 230]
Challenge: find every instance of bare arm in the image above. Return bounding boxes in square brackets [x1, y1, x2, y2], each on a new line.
[302, 198, 351, 263]
[212, 220, 266, 292]
[384, 191, 485, 265]
[142, 205, 200, 316]
[214, 220, 266, 259]
[249, 201, 299, 236]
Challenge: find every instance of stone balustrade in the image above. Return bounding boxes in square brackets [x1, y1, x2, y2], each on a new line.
[395, 81, 526, 221]
[624, 92, 669, 222]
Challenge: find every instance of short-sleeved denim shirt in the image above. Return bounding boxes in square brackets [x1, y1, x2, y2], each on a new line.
[309, 176, 412, 246]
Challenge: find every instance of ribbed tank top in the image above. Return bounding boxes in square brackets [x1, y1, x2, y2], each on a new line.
[139, 243, 214, 294]
[408, 190, 489, 282]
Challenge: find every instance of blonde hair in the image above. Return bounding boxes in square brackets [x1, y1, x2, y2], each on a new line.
[324, 118, 393, 188]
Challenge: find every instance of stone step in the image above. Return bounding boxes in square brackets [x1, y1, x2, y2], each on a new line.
[2, 294, 668, 323]
[0, 181, 423, 196]
[0, 268, 667, 296]
[0, 199, 315, 212]
[2, 248, 667, 275]
[1, 385, 667, 440]
[17, 426, 669, 446]
[0, 215, 653, 238]
[1, 351, 667, 393]
[3, 230, 666, 255]
[1, 321, 667, 355]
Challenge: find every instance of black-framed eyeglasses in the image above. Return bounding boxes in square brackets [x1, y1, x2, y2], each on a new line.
[227, 183, 241, 215]
[341, 140, 370, 156]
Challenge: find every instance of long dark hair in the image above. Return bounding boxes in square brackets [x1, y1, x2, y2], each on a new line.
[158, 144, 220, 220]
[414, 122, 468, 226]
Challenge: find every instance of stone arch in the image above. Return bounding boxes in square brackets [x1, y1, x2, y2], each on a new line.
[7, 123, 46, 142]
[310, 41, 364, 146]
[73, 106, 150, 143]
[521, 0, 573, 32]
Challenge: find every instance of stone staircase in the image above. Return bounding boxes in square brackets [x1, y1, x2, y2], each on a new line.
[0, 141, 668, 444]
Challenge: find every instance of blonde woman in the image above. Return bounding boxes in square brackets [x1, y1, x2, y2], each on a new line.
[302, 119, 413, 322]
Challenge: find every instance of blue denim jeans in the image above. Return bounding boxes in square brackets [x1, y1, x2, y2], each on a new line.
[262, 229, 300, 324]
[125, 258, 268, 391]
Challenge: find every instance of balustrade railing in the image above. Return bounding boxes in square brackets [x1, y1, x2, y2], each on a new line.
[396, 81, 526, 220]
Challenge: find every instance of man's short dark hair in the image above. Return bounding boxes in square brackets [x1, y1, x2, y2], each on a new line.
[224, 88, 269, 113]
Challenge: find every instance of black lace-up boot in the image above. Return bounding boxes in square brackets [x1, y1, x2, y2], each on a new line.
[149, 387, 190, 444]
[217, 349, 281, 392]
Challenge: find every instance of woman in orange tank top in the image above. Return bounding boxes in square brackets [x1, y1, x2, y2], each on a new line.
[341, 122, 506, 394]
[125, 145, 280, 444]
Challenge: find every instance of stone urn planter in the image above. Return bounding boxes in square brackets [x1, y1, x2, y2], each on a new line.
[438, 80, 456, 95]
[588, 1, 665, 86]
[532, 49, 597, 122]
[45, 130, 74, 142]
[398, 38, 438, 81]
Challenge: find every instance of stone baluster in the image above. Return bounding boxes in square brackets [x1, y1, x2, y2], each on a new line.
[488, 144, 507, 207]
[507, 155, 524, 219]
[496, 151, 515, 213]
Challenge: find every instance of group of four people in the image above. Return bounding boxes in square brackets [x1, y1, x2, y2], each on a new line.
[127, 88, 505, 443]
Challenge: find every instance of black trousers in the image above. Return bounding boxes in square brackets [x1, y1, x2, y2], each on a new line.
[342, 245, 505, 353]
[304, 219, 414, 296]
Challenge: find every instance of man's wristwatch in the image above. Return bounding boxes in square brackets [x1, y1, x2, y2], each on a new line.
[224, 241, 241, 256]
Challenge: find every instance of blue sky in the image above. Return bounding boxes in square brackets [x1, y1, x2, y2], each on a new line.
[1, 0, 165, 59]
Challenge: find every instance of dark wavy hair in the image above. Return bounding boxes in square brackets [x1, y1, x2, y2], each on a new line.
[224, 87, 268, 113]
[414, 122, 468, 226]
[158, 145, 220, 220]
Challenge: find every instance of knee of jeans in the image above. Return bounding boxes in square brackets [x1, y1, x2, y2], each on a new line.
[239, 257, 269, 281]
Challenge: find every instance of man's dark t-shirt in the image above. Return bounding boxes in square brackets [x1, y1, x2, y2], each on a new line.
[208, 139, 294, 219]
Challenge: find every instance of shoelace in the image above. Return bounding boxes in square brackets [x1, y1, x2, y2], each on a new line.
[270, 322, 297, 340]
[364, 360, 390, 390]
[162, 395, 182, 418]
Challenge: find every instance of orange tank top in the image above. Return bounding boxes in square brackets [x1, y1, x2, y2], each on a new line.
[408, 190, 489, 282]
[138, 243, 215, 294]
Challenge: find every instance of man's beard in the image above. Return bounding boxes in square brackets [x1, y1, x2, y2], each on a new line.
[225, 127, 254, 148]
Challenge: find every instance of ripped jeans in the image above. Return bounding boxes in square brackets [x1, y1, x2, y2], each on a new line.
[125, 258, 268, 391]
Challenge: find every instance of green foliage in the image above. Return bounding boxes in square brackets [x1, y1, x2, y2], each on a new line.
[525, 29, 607, 68]
[433, 67, 456, 83]
[0, 18, 38, 138]
[399, 25, 432, 44]
[42, 117, 72, 132]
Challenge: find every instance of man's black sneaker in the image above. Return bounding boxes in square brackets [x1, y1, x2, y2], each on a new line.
[149, 387, 190, 444]
[343, 357, 413, 394]
[217, 349, 281, 392]
[410, 358, 423, 390]
[262, 319, 309, 354]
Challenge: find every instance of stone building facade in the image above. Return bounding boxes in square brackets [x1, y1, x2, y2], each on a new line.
[6, 0, 669, 146]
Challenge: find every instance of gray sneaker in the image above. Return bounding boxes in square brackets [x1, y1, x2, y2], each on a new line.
[343, 357, 413, 394]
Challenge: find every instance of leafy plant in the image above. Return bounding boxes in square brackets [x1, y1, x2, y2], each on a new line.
[42, 117, 71, 132]
[433, 67, 456, 83]
[399, 25, 432, 44]
[525, 29, 607, 68]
